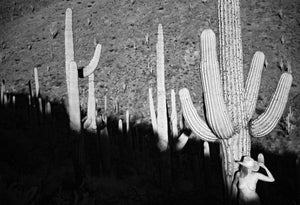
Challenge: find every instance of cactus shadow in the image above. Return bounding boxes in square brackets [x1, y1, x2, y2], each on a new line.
[0, 93, 298, 205]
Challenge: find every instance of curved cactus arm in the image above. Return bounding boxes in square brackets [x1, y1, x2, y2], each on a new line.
[68, 61, 81, 133]
[250, 72, 292, 137]
[245, 51, 265, 119]
[179, 88, 218, 142]
[83, 73, 97, 133]
[149, 87, 157, 135]
[65, 8, 74, 94]
[156, 24, 168, 151]
[65, 8, 101, 80]
[200, 29, 234, 139]
[79, 44, 102, 78]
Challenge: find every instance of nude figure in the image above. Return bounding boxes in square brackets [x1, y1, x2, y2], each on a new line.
[232, 155, 275, 205]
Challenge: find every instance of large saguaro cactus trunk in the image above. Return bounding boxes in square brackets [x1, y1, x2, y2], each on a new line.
[218, 0, 250, 190]
[179, 0, 293, 200]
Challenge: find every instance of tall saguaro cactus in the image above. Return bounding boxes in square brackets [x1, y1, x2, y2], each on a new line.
[64, 8, 101, 133]
[149, 24, 168, 151]
[179, 0, 293, 197]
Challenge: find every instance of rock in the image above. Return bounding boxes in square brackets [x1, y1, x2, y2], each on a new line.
[278, 58, 284, 71]
[278, 9, 283, 19]
[2, 41, 6, 49]
[30, 5, 35, 12]
[87, 18, 91, 26]
[49, 22, 59, 39]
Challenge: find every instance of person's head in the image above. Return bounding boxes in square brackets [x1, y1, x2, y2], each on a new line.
[238, 156, 259, 175]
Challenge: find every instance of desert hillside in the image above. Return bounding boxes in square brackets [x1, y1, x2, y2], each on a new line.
[0, 0, 300, 204]
[0, 0, 299, 155]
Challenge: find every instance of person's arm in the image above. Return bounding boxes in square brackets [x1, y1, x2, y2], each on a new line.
[231, 171, 240, 203]
[257, 163, 275, 182]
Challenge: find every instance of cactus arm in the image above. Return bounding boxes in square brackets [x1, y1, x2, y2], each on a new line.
[65, 8, 74, 94]
[179, 88, 218, 142]
[149, 87, 158, 134]
[79, 44, 102, 78]
[83, 73, 97, 132]
[68, 61, 81, 133]
[65, 8, 101, 80]
[245, 51, 265, 119]
[175, 133, 189, 151]
[200, 29, 234, 139]
[250, 72, 293, 137]
[156, 24, 168, 151]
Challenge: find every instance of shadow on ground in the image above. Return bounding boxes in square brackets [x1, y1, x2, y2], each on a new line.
[0, 93, 298, 205]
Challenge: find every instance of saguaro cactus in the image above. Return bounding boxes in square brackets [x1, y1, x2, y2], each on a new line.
[64, 8, 101, 132]
[149, 24, 168, 151]
[179, 0, 293, 197]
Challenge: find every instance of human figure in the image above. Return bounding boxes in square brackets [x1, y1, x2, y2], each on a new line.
[231, 155, 275, 205]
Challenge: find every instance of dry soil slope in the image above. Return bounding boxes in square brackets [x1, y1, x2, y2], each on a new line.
[0, 0, 299, 155]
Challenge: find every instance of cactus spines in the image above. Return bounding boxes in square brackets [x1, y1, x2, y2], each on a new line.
[245, 51, 265, 119]
[34, 67, 39, 97]
[68, 61, 81, 133]
[250, 72, 293, 137]
[156, 24, 168, 151]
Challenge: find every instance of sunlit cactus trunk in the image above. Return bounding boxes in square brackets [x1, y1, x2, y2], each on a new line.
[64, 7, 101, 182]
[218, 0, 250, 192]
[156, 24, 168, 151]
[149, 24, 168, 152]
